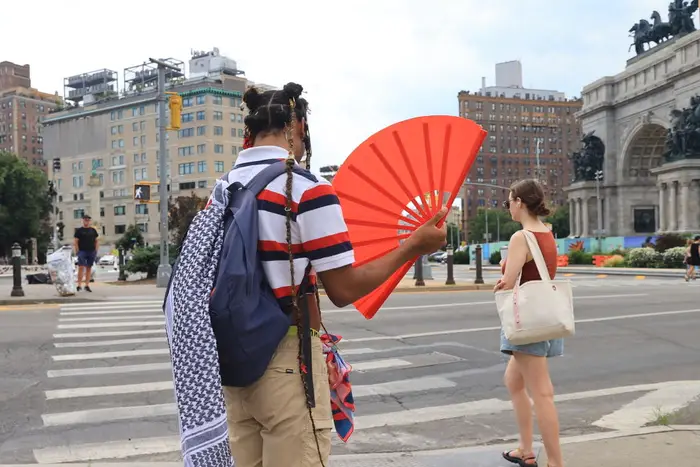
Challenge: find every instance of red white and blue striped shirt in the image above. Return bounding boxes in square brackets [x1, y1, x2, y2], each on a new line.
[213, 146, 355, 304]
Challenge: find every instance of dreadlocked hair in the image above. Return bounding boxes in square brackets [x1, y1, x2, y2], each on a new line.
[245, 82, 325, 466]
[242, 82, 313, 168]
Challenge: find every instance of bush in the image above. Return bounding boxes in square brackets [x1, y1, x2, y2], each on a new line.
[661, 246, 687, 269]
[568, 250, 593, 265]
[125, 245, 178, 279]
[654, 233, 686, 252]
[453, 250, 469, 264]
[626, 247, 661, 268]
[602, 255, 626, 268]
[489, 251, 502, 265]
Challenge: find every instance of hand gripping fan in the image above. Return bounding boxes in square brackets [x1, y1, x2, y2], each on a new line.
[332, 115, 487, 319]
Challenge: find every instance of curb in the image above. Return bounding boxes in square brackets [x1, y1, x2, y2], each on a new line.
[318, 284, 494, 295]
[478, 266, 685, 278]
[328, 424, 700, 461]
[0, 298, 98, 306]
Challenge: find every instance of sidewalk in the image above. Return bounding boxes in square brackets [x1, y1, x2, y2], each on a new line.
[329, 426, 700, 467]
[0, 278, 493, 306]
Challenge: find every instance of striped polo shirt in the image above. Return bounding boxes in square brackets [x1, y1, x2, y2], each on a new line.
[217, 146, 355, 305]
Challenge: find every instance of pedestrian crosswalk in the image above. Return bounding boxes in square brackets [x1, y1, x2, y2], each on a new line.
[29, 300, 496, 464]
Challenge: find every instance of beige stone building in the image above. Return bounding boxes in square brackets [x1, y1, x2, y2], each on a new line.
[43, 49, 253, 248]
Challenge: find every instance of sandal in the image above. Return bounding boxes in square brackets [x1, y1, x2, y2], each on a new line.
[502, 448, 538, 466]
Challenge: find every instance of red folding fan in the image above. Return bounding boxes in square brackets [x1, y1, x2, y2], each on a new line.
[332, 115, 487, 319]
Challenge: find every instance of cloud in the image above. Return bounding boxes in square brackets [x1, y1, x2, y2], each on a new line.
[0, 0, 682, 170]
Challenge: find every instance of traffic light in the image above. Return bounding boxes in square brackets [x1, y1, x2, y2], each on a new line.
[134, 184, 151, 201]
[167, 92, 182, 130]
[57, 222, 65, 241]
[52, 158, 61, 172]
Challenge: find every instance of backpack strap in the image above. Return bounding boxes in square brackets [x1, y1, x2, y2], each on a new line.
[242, 160, 289, 196]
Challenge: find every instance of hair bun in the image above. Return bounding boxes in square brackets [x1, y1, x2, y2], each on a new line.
[243, 86, 263, 112]
[282, 82, 304, 100]
[534, 203, 551, 217]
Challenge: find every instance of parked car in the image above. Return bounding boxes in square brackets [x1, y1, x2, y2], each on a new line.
[98, 255, 116, 266]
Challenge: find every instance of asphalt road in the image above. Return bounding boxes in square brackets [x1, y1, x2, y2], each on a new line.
[0, 276, 698, 464]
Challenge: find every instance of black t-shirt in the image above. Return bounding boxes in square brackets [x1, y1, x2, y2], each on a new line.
[74, 227, 99, 252]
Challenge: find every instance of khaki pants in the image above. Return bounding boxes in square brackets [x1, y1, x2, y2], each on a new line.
[223, 334, 332, 467]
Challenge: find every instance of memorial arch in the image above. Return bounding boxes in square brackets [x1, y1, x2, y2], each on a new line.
[566, 13, 700, 237]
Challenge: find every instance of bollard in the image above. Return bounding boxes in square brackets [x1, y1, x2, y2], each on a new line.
[446, 245, 455, 285]
[414, 255, 425, 286]
[474, 245, 484, 285]
[118, 248, 127, 282]
[11, 243, 25, 297]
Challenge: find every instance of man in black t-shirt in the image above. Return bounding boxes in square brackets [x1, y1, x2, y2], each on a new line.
[74, 215, 99, 292]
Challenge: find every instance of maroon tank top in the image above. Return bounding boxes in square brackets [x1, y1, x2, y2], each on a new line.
[501, 230, 558, 284]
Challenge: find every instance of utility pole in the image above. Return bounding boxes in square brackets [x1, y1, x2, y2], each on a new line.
[149, 58, 182, 288]
[595, 169, 604, 252]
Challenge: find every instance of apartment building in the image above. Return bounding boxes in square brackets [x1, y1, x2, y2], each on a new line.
[0, 61, 60, 170]
[458, 61, 582, 238]
[43, 49, 250, 247]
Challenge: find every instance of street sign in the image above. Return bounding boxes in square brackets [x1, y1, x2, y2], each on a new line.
[134, 184, 151, 201]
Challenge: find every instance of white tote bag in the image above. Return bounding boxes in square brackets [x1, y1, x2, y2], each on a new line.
[495, 230, 575, 345]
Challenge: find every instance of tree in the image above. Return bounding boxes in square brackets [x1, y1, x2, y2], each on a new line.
[115, 224, 145, 253]
[0, 151, 51, 257]
[467, 208, 520, 243]
[169, 192, 207, 249]
[545, 204, 570, 239]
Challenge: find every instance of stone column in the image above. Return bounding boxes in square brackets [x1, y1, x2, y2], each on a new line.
[574, 198, 582, 237]
[605, 195, 612, 234]
[691, 180, 700, 232]
[582, 197, 590, 237]
[669, 181, 678, 232]
[679, 181, 691, 232]
[658, 183, 666, 232]
[568, 199, 575, 236]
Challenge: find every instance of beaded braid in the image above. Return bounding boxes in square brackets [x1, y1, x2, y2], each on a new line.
[282, 98, 326, 467]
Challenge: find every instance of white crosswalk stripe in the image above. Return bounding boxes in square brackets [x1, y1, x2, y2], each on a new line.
[28, 301, 486, 464]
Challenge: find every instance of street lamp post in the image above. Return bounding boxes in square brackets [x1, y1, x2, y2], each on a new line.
[445, 244, 455, 285]
[595, 170, 604, 252]
[11, 243, 24, 297]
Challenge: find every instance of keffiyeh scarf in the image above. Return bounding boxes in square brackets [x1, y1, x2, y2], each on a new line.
[164, 176, 235, 467]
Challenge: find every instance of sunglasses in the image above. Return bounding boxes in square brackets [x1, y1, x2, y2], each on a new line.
[503, 198, 519, 209]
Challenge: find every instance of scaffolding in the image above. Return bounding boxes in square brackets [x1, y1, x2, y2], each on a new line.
[123, 59, 185, 95]
[63, 69, 118, 104]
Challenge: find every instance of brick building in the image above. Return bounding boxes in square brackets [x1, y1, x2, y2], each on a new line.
[458, 61, 582, 240]
[0, 61, 61, 170]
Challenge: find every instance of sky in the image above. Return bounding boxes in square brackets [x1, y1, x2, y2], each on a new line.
[1, 0, 674, 172]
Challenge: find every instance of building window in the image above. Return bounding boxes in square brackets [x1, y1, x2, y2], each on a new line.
[198, 161, 207, 173]
[197, 144, 206, 154]
[111, 155, 124, 166]
[179, 128, 194, 138]
[213, 96, 222, 105]
[179, 163, 194, 175]
[178, 146, 194, 157]
[72, 176, 84, 188]
[135, 204, 148, 215]
[196, 95, 206, 105]
[182, 97, 193, 107]
[73, 209, 85, 219]
[134, 168, 147, 181]
[111, 170, 124, 184]
[137, 222, 148, 232]
[213, 111, 223, 121]
[114, 206, 126, 216]
[214, 144, 224, 154]
[237, 128, 244, 137]
[179, 182, 196, 190]
[197, 126, 206, 136]
[215, 161, 225, 172]
[115, 225, 126, 234]
[214, 126, 223, 136]
[182, 112, 194, 123]
[196, 111, 206, 121]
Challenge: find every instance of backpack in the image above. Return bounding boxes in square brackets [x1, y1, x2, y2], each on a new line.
[208, 161, 314, 388]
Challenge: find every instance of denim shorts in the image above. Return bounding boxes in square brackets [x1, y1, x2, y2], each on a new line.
[500, 328, 564, 358]
[77, 250, 96, 267]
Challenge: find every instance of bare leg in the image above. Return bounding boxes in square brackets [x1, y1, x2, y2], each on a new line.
[85, 265, 92, 284]
[504, 356, 535, 456]
[515, 352, 564, 467]
[77, 266, 85, 288]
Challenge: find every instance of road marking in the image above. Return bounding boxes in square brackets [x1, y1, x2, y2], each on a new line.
[0, 304, 60, 311]
[45, 381, 174, 400]
[593, 380, 700, 430]
[48, 362, 172, 378]
[33, 436, 181, 464]
[60, 300, 163, 310]
[52, 348, 170, 361]
[563, 273, 575, 277]
[54, 329, 165, 339]
[596, 274, 608, 278]
[42, 403, 176, 427]
[353, 377, 457, 397]
[60, 308, 162, 316]
[344, 307, 700, 343]
[635, 275, 646, 280]
[54, 337, 166, 348]
[352, 358, 411, 371]
[58, 315, 162, 322]
[57, 320, 163, 329]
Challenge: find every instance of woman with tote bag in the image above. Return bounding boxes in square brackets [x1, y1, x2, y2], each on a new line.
[493, 179, 567, 467]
